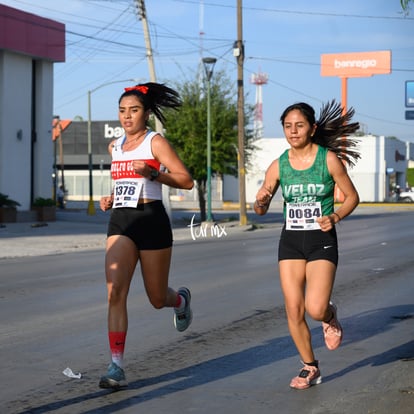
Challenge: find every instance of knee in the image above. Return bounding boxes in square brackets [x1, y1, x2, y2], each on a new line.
[307, 304, 327, 321]
[107, 282, 128, 306]
[285, 305, 305, 325]
[148, 294, 167, 310]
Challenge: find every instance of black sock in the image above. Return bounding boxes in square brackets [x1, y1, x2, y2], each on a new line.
[324, 308, 334, 323]
[304, 360, 318, 368]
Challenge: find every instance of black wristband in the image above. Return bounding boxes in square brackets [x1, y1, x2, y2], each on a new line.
[149, 169, 160, 181]
[332, 212, 341, 221]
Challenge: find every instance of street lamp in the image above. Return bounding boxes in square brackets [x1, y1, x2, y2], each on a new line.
[202, 57, 217, 222]
[87, 78, 138, 215]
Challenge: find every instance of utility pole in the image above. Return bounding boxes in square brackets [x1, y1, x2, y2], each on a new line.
[134, 0, 171, 216]
[235, 0, 247, 225]
[134, 0, 162, 134]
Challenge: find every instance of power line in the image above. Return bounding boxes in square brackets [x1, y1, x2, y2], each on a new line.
[175, 0, 414, 21]
[247, 56, 414, 73]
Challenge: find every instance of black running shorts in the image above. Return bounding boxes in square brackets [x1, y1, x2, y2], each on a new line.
[107, 200, 173, 250]
[278, 225, 338, 265]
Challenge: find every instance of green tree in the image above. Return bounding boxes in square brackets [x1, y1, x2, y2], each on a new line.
[401, 0, 412, 14]
[164, 70, 255, 221]
[406, 168, 414, 188]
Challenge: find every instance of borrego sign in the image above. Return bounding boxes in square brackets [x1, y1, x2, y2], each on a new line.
[321, 50, 391, 78]
[334, 59, 376, 70]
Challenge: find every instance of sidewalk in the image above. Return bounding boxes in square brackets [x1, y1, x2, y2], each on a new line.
[0, 204, 254, 260]
[1, 202, 412, 260]
[0, 217, 108, 259]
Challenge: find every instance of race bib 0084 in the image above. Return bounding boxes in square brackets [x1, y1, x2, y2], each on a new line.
[286, 202, 322, 230]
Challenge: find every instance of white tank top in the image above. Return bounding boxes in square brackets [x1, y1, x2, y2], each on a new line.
[110, 130, 162, 201]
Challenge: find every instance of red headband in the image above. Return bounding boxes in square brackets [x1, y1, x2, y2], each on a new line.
[124, 85, 148, 94]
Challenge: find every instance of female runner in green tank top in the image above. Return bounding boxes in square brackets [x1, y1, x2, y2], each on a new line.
[254, 101, 360, 390]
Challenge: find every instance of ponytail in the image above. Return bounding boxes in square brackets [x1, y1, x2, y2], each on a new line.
[120, 82, 182, 126]
[313, 100, 360, 167]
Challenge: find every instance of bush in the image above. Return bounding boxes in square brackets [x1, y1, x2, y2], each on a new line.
[33, 197, 56, 207]
[406, 168, 414, 188]
[0, 193, 21, 208]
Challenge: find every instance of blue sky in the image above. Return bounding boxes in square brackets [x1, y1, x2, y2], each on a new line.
[2, 0, 414, 141]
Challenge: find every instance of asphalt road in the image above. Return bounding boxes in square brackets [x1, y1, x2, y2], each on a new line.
[1, 205, 413, 413]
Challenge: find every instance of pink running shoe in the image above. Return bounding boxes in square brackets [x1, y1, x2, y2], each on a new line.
[322, 302, 343, 350]
[290, 362, 322, 390]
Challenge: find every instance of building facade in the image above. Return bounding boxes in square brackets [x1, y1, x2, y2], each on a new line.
[57, 120, 120, 201]
[59, 121, 411, 205]
[0, 5, 65, 210]
[58, 120, 202, 204]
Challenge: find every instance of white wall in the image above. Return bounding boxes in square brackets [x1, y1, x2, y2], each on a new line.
[0, 51, 54, 210]
[245, 138, 289, 203]
[0, 51, 32, 209]
[348, 135, 381, 202]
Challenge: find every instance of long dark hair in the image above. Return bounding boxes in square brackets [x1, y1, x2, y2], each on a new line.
[280, 100, 360, 167]
[119, 82, 182, 126]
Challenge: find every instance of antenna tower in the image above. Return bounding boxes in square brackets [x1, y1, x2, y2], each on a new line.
[198, 0, 205, 86]
[250, 71, 268, 139]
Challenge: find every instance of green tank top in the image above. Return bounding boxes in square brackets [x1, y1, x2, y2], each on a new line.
[279, 145, 335, 218]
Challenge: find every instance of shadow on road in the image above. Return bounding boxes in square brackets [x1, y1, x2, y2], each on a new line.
[14, 303, 414, 413]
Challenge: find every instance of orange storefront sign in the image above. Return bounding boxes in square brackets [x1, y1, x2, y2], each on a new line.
[52, 119, 72, 141]
[321, 50, 391, 78]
